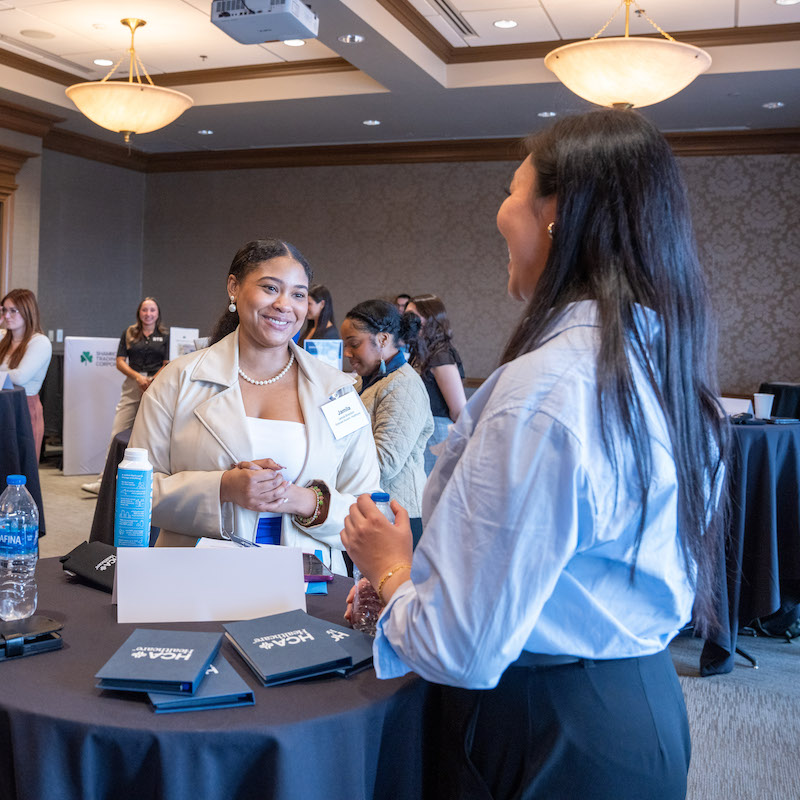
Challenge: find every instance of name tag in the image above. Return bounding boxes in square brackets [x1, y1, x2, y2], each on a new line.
[320, 392, 370, 440]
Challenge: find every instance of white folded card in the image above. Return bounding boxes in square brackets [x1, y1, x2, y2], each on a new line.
[115, 546, 306, 623]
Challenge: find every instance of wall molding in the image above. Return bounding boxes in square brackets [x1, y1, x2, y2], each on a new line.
[42, 129, 149, 172]
[0, 98, 64, 138]
[41, 127, 800, 172]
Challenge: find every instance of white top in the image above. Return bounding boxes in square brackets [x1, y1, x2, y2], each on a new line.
[374, 301, 696, 689]
[0, 332, 53, 396]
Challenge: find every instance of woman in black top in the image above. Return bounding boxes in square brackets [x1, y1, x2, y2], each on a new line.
[298, 284, 339, 346]
[81, 297, 169, 494]
[406, 294, 467, 475]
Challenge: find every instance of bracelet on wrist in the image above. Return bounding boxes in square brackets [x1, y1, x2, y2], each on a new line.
[376, 562, 412, 605]
[295, 484, 324, 526]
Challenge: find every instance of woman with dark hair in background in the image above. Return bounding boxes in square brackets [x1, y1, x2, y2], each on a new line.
[406, 293, 467, 475]
[130, 239, 379, 574]
[298, 284, 338, 346]
[343, 109, 728, 798]
[340, 300, 433, 544]
[0, 289, 52, 458]
[81, 297, 169, 494]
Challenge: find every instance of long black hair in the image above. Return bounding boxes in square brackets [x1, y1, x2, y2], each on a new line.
[345, 299, 422, 353]
[300, 284, 336, 343]
[407, 293, 455, 374]
[209, 238, 313, 345]
[501, 109, 728, 634]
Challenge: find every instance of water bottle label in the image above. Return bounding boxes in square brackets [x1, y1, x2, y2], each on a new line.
[114, 468, 153, 547]
[0, 524, 38, 556]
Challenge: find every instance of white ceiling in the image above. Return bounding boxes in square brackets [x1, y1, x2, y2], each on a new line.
[0, 0, 798, 153]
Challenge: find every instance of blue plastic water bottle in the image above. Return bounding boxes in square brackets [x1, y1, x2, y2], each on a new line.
[114, 447, 153, 547]
[0, 475, 39, 621]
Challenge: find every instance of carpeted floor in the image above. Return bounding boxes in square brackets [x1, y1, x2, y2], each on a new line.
[36, 460, 800, 800]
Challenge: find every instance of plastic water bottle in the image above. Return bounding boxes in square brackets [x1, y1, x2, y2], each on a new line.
[0, 475, 39, 621]
[351, 492, 394, 637]
[114, 447, 153, 547]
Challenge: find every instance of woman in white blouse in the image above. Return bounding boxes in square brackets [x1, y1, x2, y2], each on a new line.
[0, 289, 53, 458]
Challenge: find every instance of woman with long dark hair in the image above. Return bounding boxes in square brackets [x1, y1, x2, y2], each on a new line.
[406, 293, 466, 474]
[81, 297, 169, 494]
[340, 300, 433, 544]
[343, 109, 728, 798]
[130, 239, 379, 574]
[0, 289, 52, 458]
[298, 284, 338, 346]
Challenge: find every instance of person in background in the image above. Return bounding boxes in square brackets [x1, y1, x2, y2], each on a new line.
[393, 293, 411, 314]
[406, 294, 467, 475]
[81, 297, 169, 494]
[298, 284, 339, 346]
[130, 239, 380, 575]
[340, 300, 433, 546]
[342, 109, 729, 799]
[0, 289, 52, 459]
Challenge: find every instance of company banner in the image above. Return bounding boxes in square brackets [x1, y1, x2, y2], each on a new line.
[169, 327, 200, 361]
[303, 339, 343, 371]
[63, 336, 125, 475]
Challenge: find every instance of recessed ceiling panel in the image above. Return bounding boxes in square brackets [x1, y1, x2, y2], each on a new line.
[739, 0, 800, 27]
[542, 0, 735, 41]
[261, 38, 339, 61]
[0, 7, 99, 56]
[462, 7, 560, 45]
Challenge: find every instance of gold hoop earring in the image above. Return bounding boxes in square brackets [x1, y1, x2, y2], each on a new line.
[547, 222, 555, 240]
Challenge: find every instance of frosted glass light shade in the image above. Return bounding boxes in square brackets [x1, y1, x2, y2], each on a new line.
[65, 81, 193, 135]
[544, 37, 711, 108]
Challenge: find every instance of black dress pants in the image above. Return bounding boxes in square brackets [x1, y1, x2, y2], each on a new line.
[429, 649, 690, 800]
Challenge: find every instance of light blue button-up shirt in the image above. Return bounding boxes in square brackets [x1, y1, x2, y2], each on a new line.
[374, 301, 695, 689]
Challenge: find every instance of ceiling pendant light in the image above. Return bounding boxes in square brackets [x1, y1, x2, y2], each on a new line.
[66, 18, 193, 143]
[544, 0, 711, 109]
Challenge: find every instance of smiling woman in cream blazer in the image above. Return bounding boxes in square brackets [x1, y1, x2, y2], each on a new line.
[130, 239, 380, 575]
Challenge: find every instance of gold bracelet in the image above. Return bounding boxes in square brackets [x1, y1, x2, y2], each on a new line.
[376, 562, 412, 605]
[295, 484, 324, 526]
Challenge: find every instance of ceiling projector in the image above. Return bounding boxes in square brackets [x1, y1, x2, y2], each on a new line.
[210, 0, 319, 45]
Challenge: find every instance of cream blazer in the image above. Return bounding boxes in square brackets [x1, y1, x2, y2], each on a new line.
[130, 330, 381, 575]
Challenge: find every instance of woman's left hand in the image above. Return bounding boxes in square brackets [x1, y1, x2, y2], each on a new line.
[341, 495, 413, 587]
[235, 460, 318, 517]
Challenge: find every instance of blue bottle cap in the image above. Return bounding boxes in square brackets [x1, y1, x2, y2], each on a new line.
[370, 492, 390, 503]
[6, 474, 26, 486]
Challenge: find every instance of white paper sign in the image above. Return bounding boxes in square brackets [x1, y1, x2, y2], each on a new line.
[304, 339, 343, 371]
[321, 392, 370, 439]
[169, 327, 201, 361]
[115, 546, 306, 623]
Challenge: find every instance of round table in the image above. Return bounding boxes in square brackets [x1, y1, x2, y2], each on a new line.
[0, 558, 432, 800]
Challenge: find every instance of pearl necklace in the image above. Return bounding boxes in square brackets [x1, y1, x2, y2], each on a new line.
[238, 351, 295, 386]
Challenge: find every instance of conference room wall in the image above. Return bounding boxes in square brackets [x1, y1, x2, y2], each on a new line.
[141, 154, 799, 392]
[37, 149, 146, 338]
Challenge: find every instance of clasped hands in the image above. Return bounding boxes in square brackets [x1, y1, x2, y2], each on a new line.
[219, 458, 317, 517]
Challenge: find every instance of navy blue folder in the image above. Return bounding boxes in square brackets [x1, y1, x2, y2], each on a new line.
[95, 629, 223, 695]
[147, 654, 255, 713]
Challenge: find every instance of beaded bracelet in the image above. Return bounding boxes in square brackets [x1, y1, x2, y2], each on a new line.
[295, 484, 325, 526]
[376, 562, 412, 605]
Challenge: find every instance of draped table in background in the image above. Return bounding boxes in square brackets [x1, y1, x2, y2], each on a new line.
[0, 387, 46, 535]
[701, 422, 800, 675]
[758, 382, 800, 420]
[0, 558, 433, 800]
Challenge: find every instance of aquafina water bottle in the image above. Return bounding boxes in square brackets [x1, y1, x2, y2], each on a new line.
[351, 492, 394, 637]
[0, 474, 39, 621]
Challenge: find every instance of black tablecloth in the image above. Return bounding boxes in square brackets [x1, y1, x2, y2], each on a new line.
[0, 558, 431, 800]
[759, 381, 800, 419]
[701, 423, 800, 675]
[0, 387, 46, 536]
